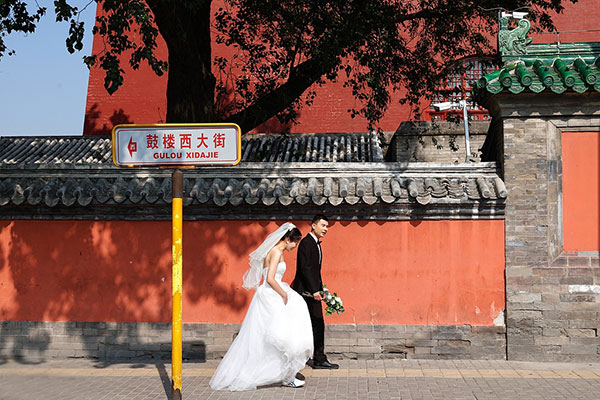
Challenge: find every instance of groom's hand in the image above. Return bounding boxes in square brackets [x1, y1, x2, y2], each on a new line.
[313, 292, 323, 301]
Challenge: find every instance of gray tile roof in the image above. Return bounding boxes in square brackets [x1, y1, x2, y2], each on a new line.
[0, 134, 506, 220]
[242, 133, 384, 162]
[0, 132, 383, 167]
[0, 136, 113, 166]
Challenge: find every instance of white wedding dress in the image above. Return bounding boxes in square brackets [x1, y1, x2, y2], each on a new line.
[210, 261, 314, 391]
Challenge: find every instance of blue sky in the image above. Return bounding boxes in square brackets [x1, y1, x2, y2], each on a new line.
[0, 2, 96, 136]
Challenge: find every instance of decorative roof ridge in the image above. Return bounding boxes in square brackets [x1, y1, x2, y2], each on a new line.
[475, 18, 600, 101]
[0, 168, 508, 218]
[241, 131, 390, 136]
[0, 161, 501, 176]
[522, 42, 600, 57]
[498, 15, 600, 61]
[1, 132, 386, 139]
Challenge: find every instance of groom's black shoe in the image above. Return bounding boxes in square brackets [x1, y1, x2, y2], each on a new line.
[312, 360, 339, 369]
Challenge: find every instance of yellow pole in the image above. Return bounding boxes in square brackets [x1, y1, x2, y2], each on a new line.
[171, 169, 183, 400]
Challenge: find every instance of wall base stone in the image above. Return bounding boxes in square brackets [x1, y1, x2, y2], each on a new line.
[0, 321, 506, 362]
[507, 259, 600, 362]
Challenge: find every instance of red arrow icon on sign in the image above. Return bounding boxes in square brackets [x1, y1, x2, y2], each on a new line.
[127, 137, 138, 158]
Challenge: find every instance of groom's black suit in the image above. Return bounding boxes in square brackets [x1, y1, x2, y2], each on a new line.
[292, 234, 327, 364]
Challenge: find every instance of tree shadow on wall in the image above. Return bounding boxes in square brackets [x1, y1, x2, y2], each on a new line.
[214, 79, 294, 134]
[83, 104, 135, 135]
[0, 219, 276, 366]
[253, 115, 294, 134]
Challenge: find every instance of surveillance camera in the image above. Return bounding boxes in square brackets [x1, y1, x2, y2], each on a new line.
[432, 102, 454, 112]
[501, 11, 528, 19]
[512, 11, 528, 19]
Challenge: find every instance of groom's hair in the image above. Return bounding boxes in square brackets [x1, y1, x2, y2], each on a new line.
[312, 214, 328, 224]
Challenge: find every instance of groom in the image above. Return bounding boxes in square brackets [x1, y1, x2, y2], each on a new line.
[292, 214, 339, 369]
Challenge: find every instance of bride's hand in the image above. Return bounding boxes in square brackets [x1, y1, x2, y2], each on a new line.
[282, 293, 288, 305]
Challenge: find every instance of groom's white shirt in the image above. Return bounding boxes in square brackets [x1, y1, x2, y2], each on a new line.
[309, 232, 321, 263]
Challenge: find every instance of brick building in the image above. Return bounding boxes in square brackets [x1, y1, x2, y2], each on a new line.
[473, 14, 600, 361]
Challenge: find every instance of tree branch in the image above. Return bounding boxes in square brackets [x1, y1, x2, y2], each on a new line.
[224, 4, 451, 132]
[224, 56, 335, 132]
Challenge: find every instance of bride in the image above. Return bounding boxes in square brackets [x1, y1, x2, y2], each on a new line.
[210, 223, 314, 391]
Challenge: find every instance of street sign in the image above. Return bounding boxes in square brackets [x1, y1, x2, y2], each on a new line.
[110, 122, 242, 399]
[112, 123, 242, 167]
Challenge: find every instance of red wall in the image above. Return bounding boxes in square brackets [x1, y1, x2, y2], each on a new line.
[83, 0, 600, 135]
[0, 219, 505, 326]
[530, 0, 600, 44]
[82, 1, 410, 135]
[562, 131, 600, 251]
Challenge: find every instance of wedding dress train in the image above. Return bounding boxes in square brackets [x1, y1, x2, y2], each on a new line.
[209, 261, 313, 391]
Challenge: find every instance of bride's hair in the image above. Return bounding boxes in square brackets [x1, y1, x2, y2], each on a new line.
[280, 227, 302, 242]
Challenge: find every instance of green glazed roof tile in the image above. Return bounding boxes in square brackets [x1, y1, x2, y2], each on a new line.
[475, 57, 600, 100]
[516, 63, 532, 86]
[550, 84, 567, 94]
[508, 85, 525, 94]
[473, 17, 600, 101]
[554, 59, 576, 87]
[529, 83, 545, 93]
[486, 84, 503, 95]
[574, 58, 596, 84]
[499, 69, 513, 87]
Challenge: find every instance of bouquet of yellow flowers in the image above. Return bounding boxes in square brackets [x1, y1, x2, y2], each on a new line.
[321, 285, 344, 316]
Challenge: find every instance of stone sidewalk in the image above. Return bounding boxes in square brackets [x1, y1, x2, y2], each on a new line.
[2, 358, 600, 400]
